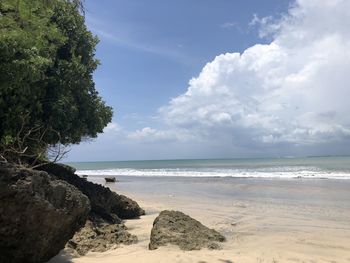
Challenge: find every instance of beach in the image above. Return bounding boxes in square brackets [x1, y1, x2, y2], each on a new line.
[3, 0, 350, 262]
[50, 174, 350, 263]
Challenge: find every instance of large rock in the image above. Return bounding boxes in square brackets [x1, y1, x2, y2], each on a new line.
[38, 163, 145, 222]
[67, 214, 137, 256]
[149, 210, 225, 250]
[0, 162, 90, 263]
[37, 163, 145, 256]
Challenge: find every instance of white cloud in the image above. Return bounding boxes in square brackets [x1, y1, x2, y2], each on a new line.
[127, 127, 174, 142]
[103, 122, 122, 134]
[220, 22, 242, 32]
[221, 22, 237, 28]
[127, 127, 195, 143]
[132, 0, 350, 155]
[87, 22, 193, 65]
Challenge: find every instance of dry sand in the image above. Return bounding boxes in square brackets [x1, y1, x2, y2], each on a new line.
[49, 177, 350, 263]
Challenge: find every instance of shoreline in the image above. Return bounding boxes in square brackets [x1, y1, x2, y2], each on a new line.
[49, 176, 350, 262]
[76, 171, 350, 180]
[71, 156, 350, 180]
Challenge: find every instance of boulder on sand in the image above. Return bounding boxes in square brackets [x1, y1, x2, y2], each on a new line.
[0, 162, 90, 263]
[104, 176, 116, 183]
[149, 210, 225, 251]
[67, 214, 137, 256]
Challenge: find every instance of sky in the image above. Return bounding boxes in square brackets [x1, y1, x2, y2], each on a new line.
[67, 0, 350, 162]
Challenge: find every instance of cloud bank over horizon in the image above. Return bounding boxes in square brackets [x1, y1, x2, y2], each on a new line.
[68, 0, 350, 161]
[124, 0, 350, 157]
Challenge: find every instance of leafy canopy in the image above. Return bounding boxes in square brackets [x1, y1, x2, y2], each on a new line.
[0, 0, 113, 164]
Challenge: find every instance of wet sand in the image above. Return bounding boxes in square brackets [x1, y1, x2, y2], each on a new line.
[50, 176, 350, 262]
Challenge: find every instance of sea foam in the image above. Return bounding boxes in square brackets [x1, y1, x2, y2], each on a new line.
[76, 166, 350, 179]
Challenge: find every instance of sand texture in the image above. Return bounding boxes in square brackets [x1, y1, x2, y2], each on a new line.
[49, 177, 350, 263]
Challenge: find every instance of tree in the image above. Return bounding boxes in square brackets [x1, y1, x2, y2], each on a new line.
[0, 0, 113, 165]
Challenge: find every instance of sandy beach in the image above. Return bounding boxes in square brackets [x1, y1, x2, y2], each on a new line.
[48, 176, 350, 263]
[3, 0, 350, 262]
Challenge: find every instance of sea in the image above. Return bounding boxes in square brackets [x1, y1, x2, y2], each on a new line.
[68, 156, 350, 180]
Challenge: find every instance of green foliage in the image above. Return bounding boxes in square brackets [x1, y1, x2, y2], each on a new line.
[0, 0, 113, 164]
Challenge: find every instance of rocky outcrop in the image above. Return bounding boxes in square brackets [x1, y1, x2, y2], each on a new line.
[67, 214, 137, 256]
[0, 162, 90, 263]
[38, 163, 145, 222]
[37, 162, 145, 256]
[149, 210, 225, 251]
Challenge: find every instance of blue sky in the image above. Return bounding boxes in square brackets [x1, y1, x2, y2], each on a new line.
[67, 0, 350, 161]
[85, 0, 290, 128]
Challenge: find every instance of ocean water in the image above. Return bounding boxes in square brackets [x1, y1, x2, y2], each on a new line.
[67, 156, 350, 179]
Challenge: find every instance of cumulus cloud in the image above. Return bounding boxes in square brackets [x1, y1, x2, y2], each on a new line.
[130, 0, 350, 155]
[127, 127, 174, 142]
[103, 122, 122, 134]
[127, 127, 195, 143]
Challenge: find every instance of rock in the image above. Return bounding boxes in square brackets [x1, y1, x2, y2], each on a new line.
[67, 214, 137, 256]
[39, 162, 76, 176]
[37, 163, 145, 256]
[149, 210, 225, 251]
[38, 163, 145, 222]
[104, 176, 116, 183]
[35, 163, 145, 256]
[0, 162, 90, 263]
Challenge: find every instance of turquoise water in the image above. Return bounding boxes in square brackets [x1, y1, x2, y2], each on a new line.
[67, 156, 350, 179]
